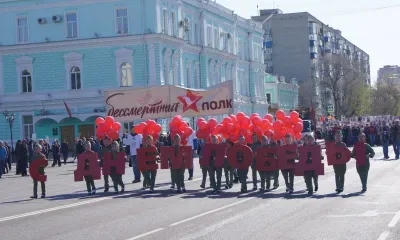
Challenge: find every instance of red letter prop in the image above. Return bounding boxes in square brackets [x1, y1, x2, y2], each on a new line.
[326, 142, 351, 166]
[102, 151, 126, 175]
[278, 144, 299, 170]
[227, 145, 253, 170]
[29, 158, 48, 182]
[295, 145, 324, 176]
[354, 142, 367, 166]
[137, 146, 159, 171]
[160, 146, 193, 170]
[74, 151, 101, 182]
[200, 144, 228, 168]
[256, 146, 278, 171]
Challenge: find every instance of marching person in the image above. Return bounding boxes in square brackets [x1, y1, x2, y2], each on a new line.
[208, 135, 223, 193]
[265, 138, 279, 191]
[281, 134, 296, 194]
[352, 133, 375, 192]
[109, 141, 125, 193]
[171, 135, 186, 193]
[391, 120, 400, 160]
[224, 140, 235, 189]
[30, 144, 47, 199]
[126, 126, 143, 183]
[200, 138, 209, 189]
[83, 141, 96, 195]
[236, 135, 250, 193]
[303, 135, 321, 195]
[333, 131, 347, 193]
[257, 135, 269, 191]
[61, 139, 69, 165]
[187, 124, 196, 181]
[381, 121, 391, 159]
[250, 134, 261, 191]
[51, 140, 61, 167]
[141, 135, 159, 193]
[100, 136, 112, 192]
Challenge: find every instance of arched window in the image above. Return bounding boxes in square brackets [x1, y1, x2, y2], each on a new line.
[21, 70, 32, 93]
[70, 67, 81, 90]
[121, 62, 133, 87]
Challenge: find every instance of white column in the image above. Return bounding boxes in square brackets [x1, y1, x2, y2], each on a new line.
[148, 42, 157, 86]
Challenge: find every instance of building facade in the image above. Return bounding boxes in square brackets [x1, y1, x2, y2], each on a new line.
[264, 74, 299, 114]
[0, 0, 268, 145]
[252, 9, 370, 115]
[377, 65, 400, 85]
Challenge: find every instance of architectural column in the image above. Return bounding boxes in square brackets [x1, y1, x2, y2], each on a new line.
[163, 48, 172, 85]
[209, 60, 215, 87]
[148, 42, 157, 86]
[172, 49, 182, 86]
[232, 63, 238, 94]
[186, 60, 192, 88]
[193, 60, 200, 88]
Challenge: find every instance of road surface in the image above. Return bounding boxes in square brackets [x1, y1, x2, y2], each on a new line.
[0, 147, 399, 240]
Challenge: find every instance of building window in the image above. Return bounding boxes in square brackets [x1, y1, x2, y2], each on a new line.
[186, 66, 191, 88]
[116, 8, 128, 34]
[171, 12, 176, 37]
[194, 23, 198, 45]
[162, 9, 168, 34]
[194, 67, 198, 88]
[207, 25, 212, 47]
[17, 17, 28, 43]
[70, 67, 81, 90]
[66, 12, 78, 38]
[266, 93, 271, 104]
[21, 70, 32, 93]
[213, 28, 218, 49]
[121, 63, 133, 87]
[23, 116, 33, 139]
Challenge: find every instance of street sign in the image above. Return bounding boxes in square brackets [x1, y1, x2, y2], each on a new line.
[327, 105, 334, 113]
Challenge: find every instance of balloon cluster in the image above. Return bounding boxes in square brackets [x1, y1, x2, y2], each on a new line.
[169, 115, 194, 146]
[134, 120, 162, 141]
[95, 116, 121, 140]
[195, 118, 221, 143]
[271, 110, 303, 141]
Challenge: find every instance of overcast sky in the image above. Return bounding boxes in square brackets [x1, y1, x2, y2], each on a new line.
[217, 0, 400, 84]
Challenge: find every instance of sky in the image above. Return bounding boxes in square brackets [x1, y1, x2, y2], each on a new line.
[217, 0, 400, 84]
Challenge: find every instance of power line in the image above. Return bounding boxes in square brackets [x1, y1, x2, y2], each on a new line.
[331, 4, 400, 16]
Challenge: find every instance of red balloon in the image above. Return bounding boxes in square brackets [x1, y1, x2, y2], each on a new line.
[96, 131, 105, 140]
[294, 122, 303, 133]
[242, 116, 250, 125]
[276, 110, 286, 121]
[227, 123, 235, 134]
[196, 118, 205, 125]
[283, 116, 292, 127]
[215, 124, 223, 134]
[97, 122, 108, 133]
[260, 119, 271, 131]
[295, 132, 302, 140]
[181, 138, 188, 146]
[198, 121, 208, 130]
[263, 114, 274, 123]
[252, 116, 262, 126]
[223, 117, 232, 125]
[107, 128, 119, 140]
[229, 134, 239, 143]
[153, 124, 162, 133]
[146, 120, 157, 128]
[184, 127, 193, 137]
[253, 126, 262, 134]
[290, 111, 300, 122]
[230, 115, 237, 123]
[95, 117, 105, 126]
[112, 122, 121, 131]
[273, 120, 283, 131]
[272, 131, 283, 141]
[105, 116, 115, 127]
[236, 112, 245, 122]
[264, 130, 273, 138]
[250, 113, 259, 119]
[208, 118, 218, 130]
[179, 121, 188, 131]
[134, 123, 146, 134]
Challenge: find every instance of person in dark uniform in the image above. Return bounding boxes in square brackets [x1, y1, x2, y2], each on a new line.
[303, 135, 322, 195]
[51, 140, 61, 167]
[171, 135, 186, 193]
[208, 135, 223, 193]
[257, 135, 269, 192]
[281, 134, 297, 194]
[83, 141, 96, 195]
[249, 134, 261, 191]
[30, 144, 47, 199]
[236, 135, 249, 193]
[199, 138, 209, 189]
[381, 121, 391, 159]
[265, 138, 279, 191]
[352, 133, 375, 192]
[100, 137, 112, 193]
[141, 135, 159, 193]
[109, 141, 125, 193]
[61, 140, 69, 165]
[224, 140, 235, 189]
[333, 131, 347, 193]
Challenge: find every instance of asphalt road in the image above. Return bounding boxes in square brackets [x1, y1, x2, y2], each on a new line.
[0, 146, 400, 240]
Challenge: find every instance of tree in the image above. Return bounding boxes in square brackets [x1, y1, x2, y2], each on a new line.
[318, 54, 371, 117]
[371, 74, 400, 116]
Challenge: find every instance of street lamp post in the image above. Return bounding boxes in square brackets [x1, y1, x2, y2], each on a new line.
[3, 111, 15, 163]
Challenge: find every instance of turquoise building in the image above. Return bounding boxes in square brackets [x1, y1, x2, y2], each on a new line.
[264, 74, 299, 114]
[0, 0, 268, 146]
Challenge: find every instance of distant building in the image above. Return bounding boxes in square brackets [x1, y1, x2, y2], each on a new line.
[264, 74, 299, 114]
[377, 65, 400, 85]
[252, 9, 370, 115]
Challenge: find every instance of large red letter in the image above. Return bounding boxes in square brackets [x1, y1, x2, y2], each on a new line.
[326, 142, 351, 166]
[137, 146, 159, 171]
[354, 142, 367, 166]
[227, 145, 253, 170]
[200, 144, 228, 168]
[74, 151, 101, 182]
[256, 146, 278, 171]
[102, 152, 126, 175]
[29, 158, 48, 182]
[277, 144, 298, 170]
[295, 145, 324, 176]
[160, 146, 193, 169]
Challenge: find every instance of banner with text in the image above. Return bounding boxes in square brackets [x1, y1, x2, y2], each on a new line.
[104, 81, 234, 122]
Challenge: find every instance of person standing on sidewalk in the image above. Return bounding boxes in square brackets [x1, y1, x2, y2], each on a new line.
[0, 141, 7, 178]
[381, 121, 391, 159]
[126, 126, 143, 183]
[391, 120, 400, 160]
[61, 140, 69, 165]
[30, 144, 46, 199]
[51, 140, 61, 167]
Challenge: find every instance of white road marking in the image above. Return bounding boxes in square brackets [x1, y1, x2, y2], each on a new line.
[125, 228, 165, 240]
[388, 210, 400, 227]
[377, 231, 390, 240]
[327, 210, 396, 218]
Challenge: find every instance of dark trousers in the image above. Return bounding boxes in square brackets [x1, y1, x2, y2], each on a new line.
[208, 167, 222, 190]
[63, 153, 68, 164]
[171, 168, 185, 190]
[304, 170, 318, 192]
[251, 159, 258, 186]
[110, 174, 125, 191]
[142, 170, 157, 189]
[52, 156, 61, 166]
[188, 168, 194, 178]
[383, 142, 390, 158]
[0, 161, 4, 177]
[6, 157, 11, 171]
[224, 163, 234, 187]
[33, 180, 45, 196]
[282, 169, 294, 190]
[170, 168, 175, 186]
[104, 175, 110, 190]
[264, 170, 279, 189]
[237, 168, 249, 191]
[201, 166, 208, 186]
[357, 164, 370, 189]
[84, 175, 96, 193]
[333, 164, 346, 190]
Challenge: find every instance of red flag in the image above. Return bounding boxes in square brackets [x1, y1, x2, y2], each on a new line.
[63, 100, 72, 118]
